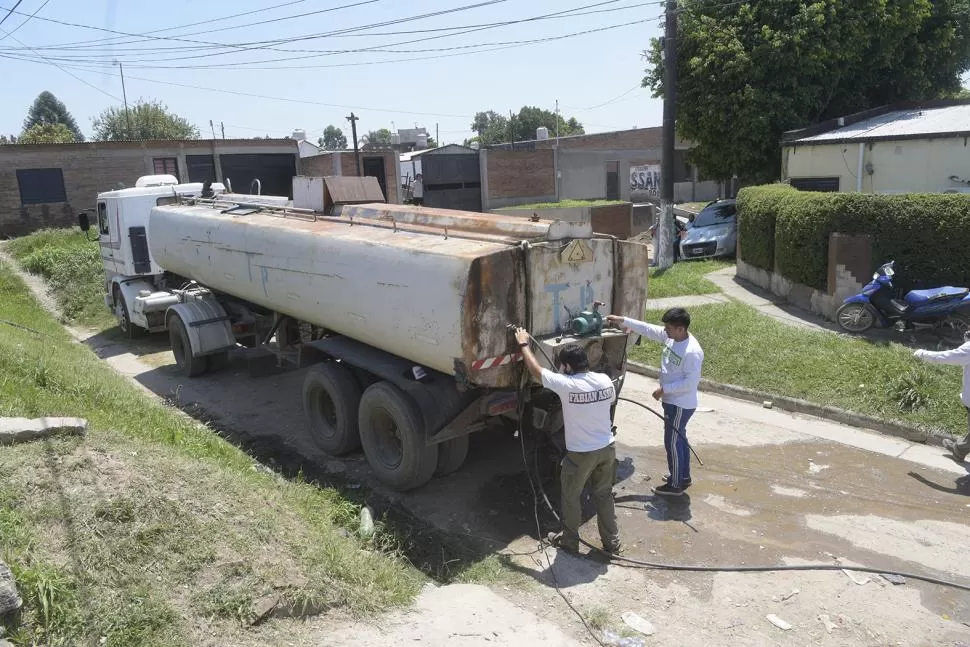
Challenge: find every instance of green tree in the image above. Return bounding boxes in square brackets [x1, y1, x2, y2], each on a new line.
[469, 107, 584, 146]
[319, 125, 348, 150]
[360, 128, 392, 149]
[0, 135, 17, 145]
[19, 123, 75, 144]
[91, 99, 199, 141]
[643, 0, 970, 183]
[22, 91, 84, 142]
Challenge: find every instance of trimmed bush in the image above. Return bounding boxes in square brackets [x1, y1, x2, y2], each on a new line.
[735, 183, 791, 272]
[737, 185, 970, 292]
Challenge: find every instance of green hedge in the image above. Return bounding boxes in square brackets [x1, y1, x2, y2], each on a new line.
[735, 184, 789, 272]
[737, 185, 970, 292]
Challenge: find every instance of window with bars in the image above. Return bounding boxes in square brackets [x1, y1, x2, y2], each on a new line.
[152, 157, 179, 181]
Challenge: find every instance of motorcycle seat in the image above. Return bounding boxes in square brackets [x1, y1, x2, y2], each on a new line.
[904, 286, 969, 305]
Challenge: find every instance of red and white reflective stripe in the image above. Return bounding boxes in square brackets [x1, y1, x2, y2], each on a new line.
[470, 352, 523, 371]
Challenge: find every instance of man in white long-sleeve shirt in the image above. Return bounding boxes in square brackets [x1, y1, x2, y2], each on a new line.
[607, 308, 704, 496]
[914, 332, 970, 461]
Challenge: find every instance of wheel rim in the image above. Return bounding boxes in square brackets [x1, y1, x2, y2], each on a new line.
[115, 299, 128, 332]
[370, 407, 403, 469]
[838, 305, 874, 332]
[308, 386, 339, 440]
[941, 316, 970, 344]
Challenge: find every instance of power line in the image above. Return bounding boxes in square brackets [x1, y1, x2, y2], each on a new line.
[0, 0, 49, 42]
[2, 13, 656, 71]
[0, 0, 512, 57]
[9, 0, 652, 58]
[30, 0, 310, 50]
[0, 0, 22, 28]
[0, 24, 121, 103]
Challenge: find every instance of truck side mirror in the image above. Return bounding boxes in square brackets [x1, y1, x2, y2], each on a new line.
[77, 212, 90, 232]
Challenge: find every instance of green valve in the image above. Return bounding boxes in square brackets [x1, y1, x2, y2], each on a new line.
[569, 301, 605, 337]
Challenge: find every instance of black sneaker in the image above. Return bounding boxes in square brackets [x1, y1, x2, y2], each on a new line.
[546, 531, 579, 555]
[662, 475, 692, 487]
[652, 483, 686, 497]
[943, 439, 968, 462]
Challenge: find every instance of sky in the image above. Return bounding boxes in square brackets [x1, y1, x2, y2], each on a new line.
[0, 0, 667, 144]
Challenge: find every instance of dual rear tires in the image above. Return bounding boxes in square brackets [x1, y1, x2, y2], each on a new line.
[302, 362, 468, 491]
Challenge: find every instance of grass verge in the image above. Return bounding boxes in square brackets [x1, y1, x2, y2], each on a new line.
[504, 199, 627, 209]
[0, 257, 423, 646]
[629, 302, 968, 435]
[648, 259, 733, 300]
[6, 228, 114, 329]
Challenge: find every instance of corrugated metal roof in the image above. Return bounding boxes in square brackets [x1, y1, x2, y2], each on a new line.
[793, 104, 970, 143]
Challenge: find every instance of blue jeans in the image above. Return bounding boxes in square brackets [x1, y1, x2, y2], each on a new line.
[662, 402, 695, 488]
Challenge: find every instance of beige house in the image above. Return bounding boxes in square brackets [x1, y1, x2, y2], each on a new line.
[781, 100, 970, 194]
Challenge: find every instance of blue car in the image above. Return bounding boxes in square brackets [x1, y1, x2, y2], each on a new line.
[679, 199, 737, 260]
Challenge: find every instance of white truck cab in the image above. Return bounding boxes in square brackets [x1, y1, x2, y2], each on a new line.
[83, 175, 227, 337]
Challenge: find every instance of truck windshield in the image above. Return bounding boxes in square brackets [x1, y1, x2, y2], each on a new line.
[692, 202, 736, 228]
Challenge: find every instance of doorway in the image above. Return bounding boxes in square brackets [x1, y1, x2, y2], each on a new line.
[605, 160, 620, 200]
[362, 157, 388, 200]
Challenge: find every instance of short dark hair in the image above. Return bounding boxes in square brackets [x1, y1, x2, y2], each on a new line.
[661, 307, 691, 329]
[558, 345, 589, 372]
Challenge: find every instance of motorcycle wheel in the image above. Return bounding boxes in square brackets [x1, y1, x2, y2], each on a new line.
[940, 313, 970, 345]
[836, 303, 876, 333]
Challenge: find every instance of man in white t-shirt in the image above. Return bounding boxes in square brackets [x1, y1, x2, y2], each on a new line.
[607, 307, 704, 497]
[514, 326, 620, 556]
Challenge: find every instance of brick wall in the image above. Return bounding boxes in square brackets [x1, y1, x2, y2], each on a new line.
[485, 150, 555, 200]
[589, 203, 634, 239]
[299, 151, 399, 203]
[0, 139, 298, 237]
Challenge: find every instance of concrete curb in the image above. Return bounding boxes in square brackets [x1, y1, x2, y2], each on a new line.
[626, 361, 951, 447]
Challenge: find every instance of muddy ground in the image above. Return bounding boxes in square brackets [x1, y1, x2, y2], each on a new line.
[67, 325, 970, 647]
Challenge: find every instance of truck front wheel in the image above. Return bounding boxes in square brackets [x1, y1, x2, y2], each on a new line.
[358, 381, 437, 491]
[302, 362, 362, 455]
[168, 315, 208, 377]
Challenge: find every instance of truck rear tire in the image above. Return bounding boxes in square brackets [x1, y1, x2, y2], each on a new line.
[358, 381, 437, 491]
[302, 362, 362, 455]
[434, 435, 469, 476]
[168, 315, 208, 378]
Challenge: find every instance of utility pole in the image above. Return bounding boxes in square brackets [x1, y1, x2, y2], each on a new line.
[114, 60, 132, 138]
[509, 109, 515, 150]
[555, 99, 560, 146]
[435, 122, 439, 147]
[209, 119, 216, 139]
[656, 0, 679, 270]
[346, 112, 361, 176]
[220, 122, 225, 139]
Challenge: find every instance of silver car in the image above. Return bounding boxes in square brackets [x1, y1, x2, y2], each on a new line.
[679, 199, 737, 260]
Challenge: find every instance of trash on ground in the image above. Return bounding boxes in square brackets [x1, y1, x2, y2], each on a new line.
[766, 614, 792, 631]
[621, 610, 656, 636]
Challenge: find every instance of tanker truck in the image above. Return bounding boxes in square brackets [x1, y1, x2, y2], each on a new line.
[78, 174, 649, 491]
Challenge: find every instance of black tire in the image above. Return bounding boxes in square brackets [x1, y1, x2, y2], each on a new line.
[941, 313, 970, 346]
[434, 434, 469, 476]
[168, 315, 208, 378]
[302, 362, 362, 455]
[114, 289, 144, 340]
[207, 351, 231, 373]
[358, 381, 437, 491]
[836, 303, 876, 333]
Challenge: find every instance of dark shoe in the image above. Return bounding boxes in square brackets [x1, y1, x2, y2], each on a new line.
[652, 483, 686, 497]
[546, 531, 579, 555]
[602, 541, 623, 556]
[662, 475, 692, 487]
[943, 439, 968, 462]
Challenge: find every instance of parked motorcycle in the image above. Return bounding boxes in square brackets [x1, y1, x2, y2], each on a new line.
[835, 261, 970, 343]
